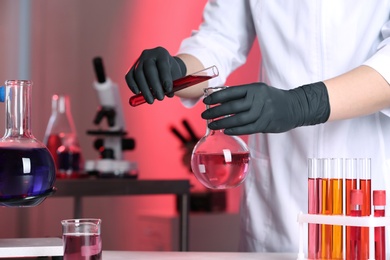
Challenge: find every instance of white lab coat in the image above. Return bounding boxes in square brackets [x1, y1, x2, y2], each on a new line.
[178, 0, 390, 253]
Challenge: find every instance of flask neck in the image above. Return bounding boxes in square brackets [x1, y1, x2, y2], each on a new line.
[205, 119, 224, 136]
[51, 95, 71, 116]
[4, 80, 33, 138]
[204, 86, 227, 136]
[49, 95, 76, 132]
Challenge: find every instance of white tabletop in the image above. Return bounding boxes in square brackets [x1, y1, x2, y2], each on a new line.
[0, 238, 62, 257]
[0, 238, 300, 260]
[103, 251, 298, 260]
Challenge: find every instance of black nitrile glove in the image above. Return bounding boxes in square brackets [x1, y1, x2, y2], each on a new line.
[125, 46, 187, 104]
[201, 82, 330, 135]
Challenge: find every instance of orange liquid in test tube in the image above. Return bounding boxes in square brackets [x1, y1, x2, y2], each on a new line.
[331, 158, 343, 260]
[321, 159, 332, 259]
[331, 178, 343, 259]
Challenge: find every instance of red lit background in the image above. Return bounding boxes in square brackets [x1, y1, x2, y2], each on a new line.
[0, 0, 260, 250]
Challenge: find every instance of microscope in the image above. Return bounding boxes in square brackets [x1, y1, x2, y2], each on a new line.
[86, 57, 137, 178]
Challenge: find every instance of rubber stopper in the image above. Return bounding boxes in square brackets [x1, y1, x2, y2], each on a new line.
[373, 190, 386, 206]
[350, 189, 363, 206]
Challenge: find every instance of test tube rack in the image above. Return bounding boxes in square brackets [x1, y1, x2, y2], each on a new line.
[296, 212, 390, 260]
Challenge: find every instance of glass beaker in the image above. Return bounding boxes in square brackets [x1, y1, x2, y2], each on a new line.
[61, 218, 102, 260]
[190, 86, 250, 189]
[43, 94, 84, 178]
[0, 80, 56, 207]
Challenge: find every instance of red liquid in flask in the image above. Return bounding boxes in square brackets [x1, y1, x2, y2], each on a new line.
[46, 134, 62, 166]
[46, 134, 82, 178]
[191, 152, 250, 189]
[129, 75, 212, 107]
[63, 233, 102, 260]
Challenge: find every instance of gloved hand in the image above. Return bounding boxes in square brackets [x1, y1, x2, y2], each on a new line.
[201, 82, 330, 135]
[125, 46, 187, 104]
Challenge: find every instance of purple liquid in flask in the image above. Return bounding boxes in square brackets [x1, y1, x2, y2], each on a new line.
[0, 80, 56, 207]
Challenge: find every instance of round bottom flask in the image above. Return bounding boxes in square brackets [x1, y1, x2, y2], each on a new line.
[191, 87, 250, 189]
[0, 80, 56, 207]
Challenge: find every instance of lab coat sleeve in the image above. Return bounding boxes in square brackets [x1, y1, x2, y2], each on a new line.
[363, 20, 390, 116]
[177, 0, 257, 107]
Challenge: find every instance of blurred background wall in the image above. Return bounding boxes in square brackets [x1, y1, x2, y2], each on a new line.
[0, 0, 260, 251]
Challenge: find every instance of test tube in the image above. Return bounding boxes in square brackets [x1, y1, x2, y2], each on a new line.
[345, 158, 358, 260]
[129, 65, 219, 107]
[331, 158, 343, 259]
[349, 189, 363, 260]
[345, 159, 358, 215]
[373, 190, 386, 260]
[357, 158, 371, 260]
[321, 158, 332, 259]
[308, 158, 321, 259]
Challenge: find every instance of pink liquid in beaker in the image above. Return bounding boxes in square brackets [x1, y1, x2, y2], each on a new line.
[63, 233, 102, 260]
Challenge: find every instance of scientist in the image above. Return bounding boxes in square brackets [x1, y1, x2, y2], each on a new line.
[125, 0, 390, 253]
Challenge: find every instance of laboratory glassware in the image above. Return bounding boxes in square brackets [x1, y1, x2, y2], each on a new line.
[0, 80, 56, 207]
[129, 65, 219, 107]
[61, 218, 102, 260]
[320, 158, 332, 259]
[373, 190, 386, 260]
[43, 94, 84, 178]
[345, 158, 358, 260]
[307, 158, 321, 259]
[190, 86, 250, 189]
[331, 158, 343, 260]
[358, 158, 371, 259]
[349, 189, 363, 260]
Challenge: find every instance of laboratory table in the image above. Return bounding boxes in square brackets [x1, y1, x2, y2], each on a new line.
[0, 238, 300, 259]
[102, 251, 298, 259]
[52, 178, 190, 251]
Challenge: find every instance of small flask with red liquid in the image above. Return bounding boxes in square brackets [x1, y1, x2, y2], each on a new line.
[0, 80, 56, 207]
[190, 86, 250, 189]
[373, 190, 386, 260]
[43, 94, 84, 178]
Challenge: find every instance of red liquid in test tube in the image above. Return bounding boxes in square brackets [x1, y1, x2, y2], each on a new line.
[307, 159, 321, 259]
[129, 65, 219, 107]
[373, 190, 386, 260]
[358, 158, 371, 260]
[345, 158, 357, 260]
[348, 189, 363, 260]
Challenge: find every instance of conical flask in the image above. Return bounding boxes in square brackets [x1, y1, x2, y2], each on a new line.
[191, 86, 251, 189]
[0, 80, 56, 207]
[43, 94, 83, 178]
